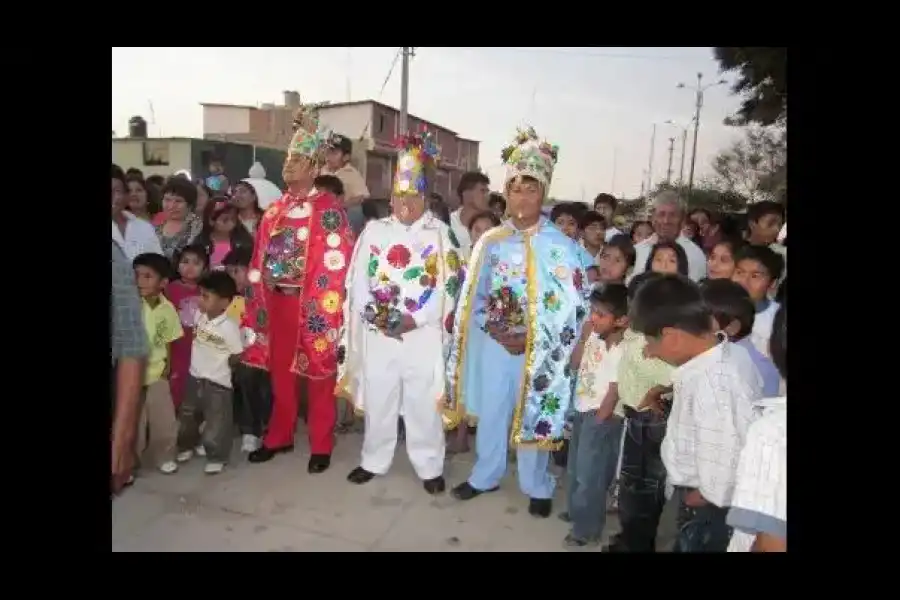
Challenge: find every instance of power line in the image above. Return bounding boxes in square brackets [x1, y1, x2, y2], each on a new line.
[359, 47, 403, 139]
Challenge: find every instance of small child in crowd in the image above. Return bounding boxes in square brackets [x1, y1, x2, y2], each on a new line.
[550, 202, 581, 240]
[223, 248, 250, 325]
[631, 274, 762, 552]
[646, 240, 689, 276]
[468, 210, 501, 245]
[204, 156, 229, 193]
[176, 271, 244, 474]
[603, 271, 674, 553]
[561, 284, 629, 548]
[165, 243, 208, 410]
[133, 253, 184, 474]
[223, 248, 273, 453]
[731, 245, 784, 357]
[631, 220, 654, 245]
[728, 302, 787, 552]
[195, 198, 254, 271]
[313, 174, 345, 201]
[579, 212, 607, 262]
[700, 279, 781, 397]
[445, 209, 502, 455]
[596, 234, 636, 288]
[707, 238, 744, 280]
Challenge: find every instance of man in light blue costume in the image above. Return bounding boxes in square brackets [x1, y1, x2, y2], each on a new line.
[445, 127, 594, 518]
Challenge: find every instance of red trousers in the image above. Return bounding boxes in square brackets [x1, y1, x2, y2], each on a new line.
[264, 291, 336, 455]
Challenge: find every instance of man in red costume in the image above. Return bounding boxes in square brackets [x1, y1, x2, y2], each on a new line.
[241, 101, 354, 473]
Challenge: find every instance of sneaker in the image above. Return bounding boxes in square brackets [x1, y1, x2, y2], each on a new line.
[158, 461, 178, 474]
[241, 434, 260, 453]
[204, 462, 225, 475]
[176, 450, 194, 463]
[195, 445, 207, 457]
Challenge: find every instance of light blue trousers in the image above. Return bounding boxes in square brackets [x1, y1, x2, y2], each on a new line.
[467, 339, 555, 499]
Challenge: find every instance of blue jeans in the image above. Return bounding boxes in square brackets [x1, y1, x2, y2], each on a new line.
[673, 488, 733, 552]
[566, 411, 624, 541]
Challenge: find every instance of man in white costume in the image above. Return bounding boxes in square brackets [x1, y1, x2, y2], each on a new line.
[336, 129, 463, 494]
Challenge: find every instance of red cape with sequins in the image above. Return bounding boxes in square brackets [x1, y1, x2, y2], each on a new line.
[240, 189, 354, 379]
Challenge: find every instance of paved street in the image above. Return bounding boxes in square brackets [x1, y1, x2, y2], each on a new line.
[113, 425, 679, 552]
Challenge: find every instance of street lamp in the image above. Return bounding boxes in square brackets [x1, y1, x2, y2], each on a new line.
[646, 123, 657, 196]
[676, 73, 727, 199]
[664, 119, 692, 188]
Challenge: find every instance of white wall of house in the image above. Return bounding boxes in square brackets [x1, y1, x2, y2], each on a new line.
[203, 105, 251, 135]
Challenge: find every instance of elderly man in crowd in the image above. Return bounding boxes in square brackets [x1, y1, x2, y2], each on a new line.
[111, 239, 148, 494]
[631, 191, 707, 281]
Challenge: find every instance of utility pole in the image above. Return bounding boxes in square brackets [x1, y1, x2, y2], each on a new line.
[679, 126, 688, 187]
[666, 137, 675, 184]
[399, 47, 415, 136]
[677, 72, 726, 199]
[639, 170, 646, 199]
[646, 123, 657, 196]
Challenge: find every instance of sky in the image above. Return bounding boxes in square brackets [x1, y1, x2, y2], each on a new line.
[112, 47, 744, 200]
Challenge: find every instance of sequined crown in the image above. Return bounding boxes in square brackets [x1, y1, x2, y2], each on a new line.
[500, 126, 559, 189]
[393, 127, 441, 197]
[287, 100, 328, 160]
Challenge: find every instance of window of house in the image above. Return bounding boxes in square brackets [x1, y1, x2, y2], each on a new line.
[378, 114, 385, 133]
[143, 141, 170, 166]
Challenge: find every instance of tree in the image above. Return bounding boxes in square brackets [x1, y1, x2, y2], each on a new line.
[711, 126, 786, 204]
[714, 47, 786, 127]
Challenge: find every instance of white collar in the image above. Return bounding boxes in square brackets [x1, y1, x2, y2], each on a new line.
[203, 311, 229, 327]
[672, 341, 728, 382]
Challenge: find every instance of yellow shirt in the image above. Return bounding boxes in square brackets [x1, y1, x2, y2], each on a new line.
[226, 296, 246, 324]
[142, 296, 183, 385]
[617, 328, 673, 411]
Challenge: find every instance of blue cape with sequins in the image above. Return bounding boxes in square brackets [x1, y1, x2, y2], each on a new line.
[443, 218, 594, 449]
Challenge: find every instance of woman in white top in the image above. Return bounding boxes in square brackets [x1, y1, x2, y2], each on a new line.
[112, 167, 162, 261]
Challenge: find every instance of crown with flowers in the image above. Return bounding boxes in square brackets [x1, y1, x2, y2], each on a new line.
[286, 99, 329, 161]
[500, 126, 559, 190]
[393, 127, 441, 197]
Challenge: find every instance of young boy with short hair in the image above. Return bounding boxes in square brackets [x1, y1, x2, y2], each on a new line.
[561, 284, 629, 548]
[630, 274, 763, 552]
[223, 247, 273, 453]
[176, 271, 244, 474]
[550, 202, 582, 240]
[132, 252, 183, 474]
[602, 271, 674, 553]
[579, 212, 607, 262]
[731, 245, 784, 358]
[700, 279, 780, 397]
[313, 174, 345, 201]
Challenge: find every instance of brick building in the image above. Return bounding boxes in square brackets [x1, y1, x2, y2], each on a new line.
[201, 92, 481, 199]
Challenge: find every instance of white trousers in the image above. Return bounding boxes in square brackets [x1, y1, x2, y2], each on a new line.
[360, 325, 446, 480]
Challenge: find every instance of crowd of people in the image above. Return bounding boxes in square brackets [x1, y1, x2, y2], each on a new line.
[110, 102, 786, 552]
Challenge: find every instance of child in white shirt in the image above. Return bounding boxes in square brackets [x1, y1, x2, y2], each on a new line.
[731, 245, 784, 358]
[176, 271, 244, 474]
[727, 302, 787, 552]
[560, 284, 628, 548]
[630, 274, 763, 552]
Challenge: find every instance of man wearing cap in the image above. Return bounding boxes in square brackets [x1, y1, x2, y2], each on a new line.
[337, 129, 461, 494]
[242, 101, 355, 474]
[321, 133, 370, 236]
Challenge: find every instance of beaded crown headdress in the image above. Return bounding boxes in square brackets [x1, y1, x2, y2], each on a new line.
[392, 127, 441, 197]
[500, 126, 559, 190]
[287, 98, 330, 161]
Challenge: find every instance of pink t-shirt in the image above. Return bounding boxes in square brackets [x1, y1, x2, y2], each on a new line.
[210, 240, 232, 270]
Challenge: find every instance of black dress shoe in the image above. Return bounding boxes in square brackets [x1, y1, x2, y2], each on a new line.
[423, 476, 446, 495]
[248, 445, 294, 463]
[528, 498, 552, 518]
[347, 466, 376, 484]
[308, 454, 331, 474]
[450, 481, 499, 501]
